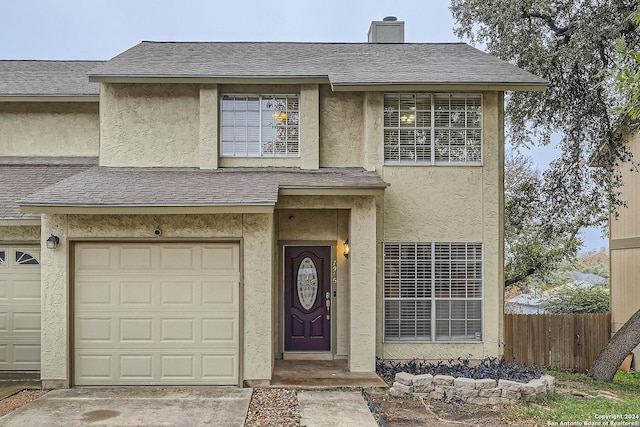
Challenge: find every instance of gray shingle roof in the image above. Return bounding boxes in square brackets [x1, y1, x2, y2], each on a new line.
[89, 42, 546, 88]
[19, 167, 387, 208]
[0, 61, 102, 96]
[0, 157, 98, 219]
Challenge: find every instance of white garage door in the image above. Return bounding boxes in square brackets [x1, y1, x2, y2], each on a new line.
[0, 246, 41, 370]
[74, 243, 240, 386]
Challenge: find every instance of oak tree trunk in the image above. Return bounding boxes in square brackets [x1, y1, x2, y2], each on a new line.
[589, 308, 640, 382]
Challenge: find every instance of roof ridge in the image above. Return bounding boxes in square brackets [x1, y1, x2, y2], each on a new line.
[138, 41, 468, 46]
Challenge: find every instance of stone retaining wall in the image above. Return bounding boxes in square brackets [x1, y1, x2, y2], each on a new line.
[389, 372, 555, 405]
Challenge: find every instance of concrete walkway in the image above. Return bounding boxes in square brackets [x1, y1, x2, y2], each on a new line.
[0, 383, 379, 426]
[298, 391, 378, 427]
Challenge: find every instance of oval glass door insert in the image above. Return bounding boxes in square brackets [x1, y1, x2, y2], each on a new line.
[297, 257, 318, 311]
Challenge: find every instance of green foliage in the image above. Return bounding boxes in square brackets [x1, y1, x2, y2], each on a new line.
[504, 151, 583, 287]
[507, 370, 640, 426]
[451, 1, 640, 286]
[576, 248, 610, 278]
[541, 285, 610, 314]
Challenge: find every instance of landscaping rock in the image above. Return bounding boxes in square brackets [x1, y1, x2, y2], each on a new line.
[453, 377, 476, 389]
[391, 381, 413, 394]
[475, 378, 497, 390]
[541, 374, 555, 391]
[501, 389, 521, 400]
[498, 379, 524, 392]
[522, 379, 546, 394]
[395, 372, 415, 386]
[459, 389, 479, 400]
[433, 375, 454, 386]
[412, 374, 433, 387]
[479, 388, 502, 398]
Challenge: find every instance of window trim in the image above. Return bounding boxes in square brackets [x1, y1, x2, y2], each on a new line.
[382, 242, 484, 343]
[220, 93, 300, 158]
[383, 93, 483, 166]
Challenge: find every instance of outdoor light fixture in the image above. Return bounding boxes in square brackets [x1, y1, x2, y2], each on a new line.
[46, 234, 59, 250]
[343, 239, 350, 259]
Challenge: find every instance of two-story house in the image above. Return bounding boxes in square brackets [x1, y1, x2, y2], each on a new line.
[0, 19, 546, 389]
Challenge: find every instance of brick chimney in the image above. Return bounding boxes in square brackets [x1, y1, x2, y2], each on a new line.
[367, 16, 405, 43]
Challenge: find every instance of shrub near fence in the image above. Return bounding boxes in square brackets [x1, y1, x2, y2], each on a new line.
[503, 313, 610, 372]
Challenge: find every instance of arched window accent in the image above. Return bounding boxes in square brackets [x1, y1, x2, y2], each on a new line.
[15, 251, 39, 265]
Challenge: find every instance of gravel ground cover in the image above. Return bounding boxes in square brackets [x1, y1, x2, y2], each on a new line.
[244, 388, 300, 427]
[0, 390, 47, 417]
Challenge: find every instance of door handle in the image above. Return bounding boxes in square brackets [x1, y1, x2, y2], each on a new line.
[325, 292, 331, 313]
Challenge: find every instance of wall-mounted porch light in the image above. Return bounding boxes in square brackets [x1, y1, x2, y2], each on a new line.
[46, 234, 60, 250]
[343, 239, 350, 259]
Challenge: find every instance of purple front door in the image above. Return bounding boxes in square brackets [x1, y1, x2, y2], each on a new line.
[284, 246, 331, 351]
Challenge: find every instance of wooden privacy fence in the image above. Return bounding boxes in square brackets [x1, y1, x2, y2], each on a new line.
[503, 313, 610, 372]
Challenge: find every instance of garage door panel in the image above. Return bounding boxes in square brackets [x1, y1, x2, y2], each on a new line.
[160, 281, 195, 304]
[75, 243, 240, 386]
[160, 247, 196, 269]
[12, 280, 41, 300]
[202, 318, 237, 343]
[77, 281, 112, 304]
[202, 245, 239, 270]
[120, 318, 153, 342]
[12, 312, 40, 332]
[76, 318, 113, 342]
[0, 246, 41, 370]
[120, 281, 153, 305]
[75, 247, 112, 270]
[119, 247, 153, 269]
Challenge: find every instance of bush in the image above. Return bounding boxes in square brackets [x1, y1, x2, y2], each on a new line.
[375, 357, 543, 385]
[541, 285, 609, 314]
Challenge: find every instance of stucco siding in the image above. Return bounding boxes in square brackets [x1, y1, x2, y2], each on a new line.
[0, 225, 40, 242]
[378, 92, 504, 360]
[319, 86, 364, 167]
[99, 83, 200, 167]
[39, 213, 276, 386]
[0, 103, 98, 157]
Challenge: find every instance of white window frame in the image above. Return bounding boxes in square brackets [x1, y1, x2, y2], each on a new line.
[383, 242, 483, 342]
[220, 94, 300, 158]
[383, 93, 483, 166]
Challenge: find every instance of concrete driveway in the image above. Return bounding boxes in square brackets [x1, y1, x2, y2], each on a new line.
[0, 387, 252, 426]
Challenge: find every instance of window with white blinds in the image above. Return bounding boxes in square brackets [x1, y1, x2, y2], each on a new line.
[383, 94, 482, 165]
[383, 242, 482, 342]
[221, 94, 299, 157]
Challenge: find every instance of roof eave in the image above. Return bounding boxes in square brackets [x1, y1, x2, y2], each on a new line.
[0, 218, 41, 225]
[330, 82, 548, 92]
[19, 204, 275, 215]
[0, 95, 99, 102]
[89, 75, 329, 84]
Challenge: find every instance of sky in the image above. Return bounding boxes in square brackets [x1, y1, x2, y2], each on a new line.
[1, 0, 607, 251]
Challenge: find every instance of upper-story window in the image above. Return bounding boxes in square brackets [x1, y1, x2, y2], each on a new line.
[383, 93, 482, 165]
[221, 94, 299, 157]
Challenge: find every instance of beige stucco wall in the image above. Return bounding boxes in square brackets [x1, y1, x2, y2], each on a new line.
[39, 213, 274, 387]
[99, 83, 200, 167]
[0, 103, 98, 157]
[276, 209, 350, 357]
[372, 92, 504, 360]
[0, 225, 41, 242]
[319, 86, 364, 167]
